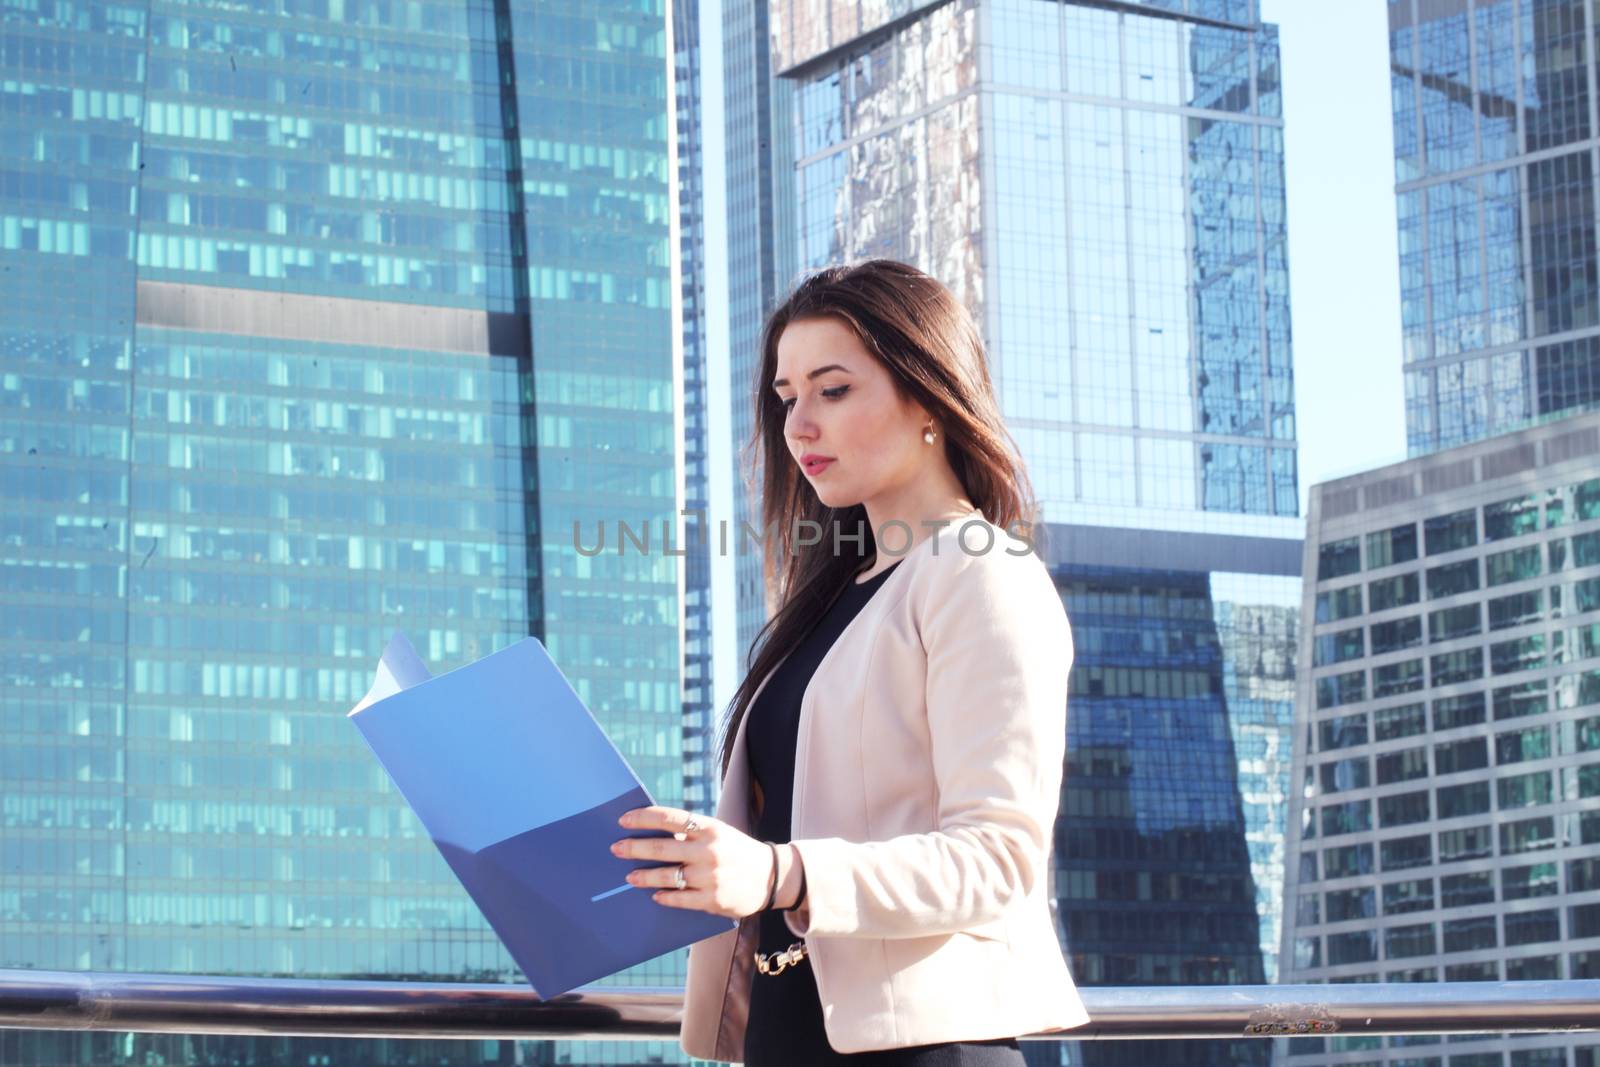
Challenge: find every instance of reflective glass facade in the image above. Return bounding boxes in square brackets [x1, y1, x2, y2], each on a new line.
[675, 0, 716, 815]
[724, 0, 795, 660]
[1390, 0, 1600, 455]
[1284, 411, 1600, 1067]
[1, 0, 684, 1062]
[783, 0, 1296, 527]
[769, 2, 1301, 1065]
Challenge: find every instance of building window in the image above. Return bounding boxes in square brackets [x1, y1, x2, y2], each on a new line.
[1493, 680, 1547, 720]
[1317, 670, 1367, 709]
[1375, 702, 1427, 740]
[1319, 757, 1371, 793]
[1490, 634, 1546, 675]
[1314, 627, 1365, 666]
[1379, 790, 1431, 828]
[1435, 736, 1489, 774]
[1318, 712, 1369, 750]
[1380, 834, 1433, 871]
[1505, 955, 1561, 981]
[1445, 960, 1499, 980]
[1488, 590, 1543, 631]
[1373, 616, 1425, 654]
[1387, 966, 1438, 983]
[1367, 523, 1420, 568]
[1382, 877, 1435, 916]
[1370, 572, 1422, 611]
[1497, 770, 1554, 809]
[1316, 584, 1364, 623]
[1325, 886, 1376, 922]
[1324, 842, 1375, 878]
[1374, 658, 1425, 697]
[1551, 538, 1571, 572]
[1438, 825, 1493, 863]
[1442, 915, 1498, 952]
[1428, 603, 1482, 642]
[1503, 908, 1560, 947]
[1486, 545, 1543, 586]
[1427, 559, 1481, 598]
[1321, 799, 1373, 836]
[1433, 691, 1487, 729]
[1569, 856, 1600, 892]
[1441, 871, 1496, 908]
[1319, 537, 1361, 580]
[1499, 815, 1556, 854]
[1504, 862, 1561, 900]
[1430, 646, 1484, 686]
[1568, 575, 1600, 613]
[1495, 724, 1551, 764]
[1425, 509, 1477, 554]
[1436, 780, 1491, 818]
[1377, 746, 1430, 784]
[1579, 715, 1600, 753]
[1384, 922, 1437, 959]
[1326, 929, 1378, 965]
[1574, 529, 1600, 566]
[1483, 494, 1541, 542]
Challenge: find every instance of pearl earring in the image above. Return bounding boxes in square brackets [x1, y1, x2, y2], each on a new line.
[923, 425, 936, 445]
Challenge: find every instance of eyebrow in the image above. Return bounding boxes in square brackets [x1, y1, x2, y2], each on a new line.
[772, 364, 852, 389]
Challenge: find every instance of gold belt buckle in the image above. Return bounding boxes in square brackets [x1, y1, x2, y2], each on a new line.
[753, 941, 808, 976]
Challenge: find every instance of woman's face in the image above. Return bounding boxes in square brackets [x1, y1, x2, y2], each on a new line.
[773, 316, 933, 510]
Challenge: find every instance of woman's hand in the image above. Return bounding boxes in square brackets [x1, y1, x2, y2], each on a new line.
[611, 806, 777, 919]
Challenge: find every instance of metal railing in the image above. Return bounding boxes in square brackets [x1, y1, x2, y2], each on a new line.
[1, 970, 1596, 1042]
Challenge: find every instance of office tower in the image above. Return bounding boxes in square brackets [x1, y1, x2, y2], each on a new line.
[675, 0, 717, 817]
[1282, 412, 1600, 1067]
[765, 2, 1300, 1065]
[0, 0, 684, 1063]
[724, 0, 797, 662]
[1389, 0, 1600, 455]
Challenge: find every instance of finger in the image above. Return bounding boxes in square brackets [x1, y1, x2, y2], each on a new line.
[650, 888, 719, 913]
[610, 836, 694, 862]
[618, 805, 699, 834]
[626, 864, 693, 890]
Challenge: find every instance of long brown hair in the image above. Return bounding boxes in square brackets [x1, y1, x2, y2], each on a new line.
[720, 259, 1039, 776]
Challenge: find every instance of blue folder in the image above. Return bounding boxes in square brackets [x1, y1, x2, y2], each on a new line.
[347, 632, 734, 998]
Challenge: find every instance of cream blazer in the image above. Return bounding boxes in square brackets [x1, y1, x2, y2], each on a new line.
[681, 507, 1090, 1061]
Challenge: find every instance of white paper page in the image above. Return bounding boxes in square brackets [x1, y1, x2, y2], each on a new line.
[348, 631, 432, 716]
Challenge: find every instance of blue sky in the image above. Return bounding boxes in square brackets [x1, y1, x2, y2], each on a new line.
[1262, 0, 1410, 506]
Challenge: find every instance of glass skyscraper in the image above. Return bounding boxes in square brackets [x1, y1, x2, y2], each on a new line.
[0, 0, 685, 1063]
[1282, 411, 1600, 1067]
[675, 0, 717, 819]
[1389, 0, 1600, 455]
[764, 2, 1302, 1065]
[723, 0, 796, 661]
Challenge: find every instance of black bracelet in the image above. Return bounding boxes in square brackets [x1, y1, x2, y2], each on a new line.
[759, 841, 781, 912]
[783, 849, 807, 913]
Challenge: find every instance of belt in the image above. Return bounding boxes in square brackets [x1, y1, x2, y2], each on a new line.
[754, 941, 808, 976]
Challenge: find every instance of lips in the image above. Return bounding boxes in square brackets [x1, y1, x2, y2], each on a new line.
[802, 456, 834, 475]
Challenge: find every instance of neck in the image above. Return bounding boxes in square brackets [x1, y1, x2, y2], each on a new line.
[859, 484, 977, 564]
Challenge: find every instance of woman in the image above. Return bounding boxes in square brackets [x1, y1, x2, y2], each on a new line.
[610, 260, 1089, 1062]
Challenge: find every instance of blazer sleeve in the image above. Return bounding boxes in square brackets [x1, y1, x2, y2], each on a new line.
[783, 546, 1072, 940]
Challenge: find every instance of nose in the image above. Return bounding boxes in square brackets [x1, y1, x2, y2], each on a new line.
[785, 394, 820, 442]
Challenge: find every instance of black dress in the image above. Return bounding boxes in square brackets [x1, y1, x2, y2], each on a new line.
[741, 559, 1025, 1066]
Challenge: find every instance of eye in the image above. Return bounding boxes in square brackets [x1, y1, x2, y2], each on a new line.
[779, 385, 849, 414]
